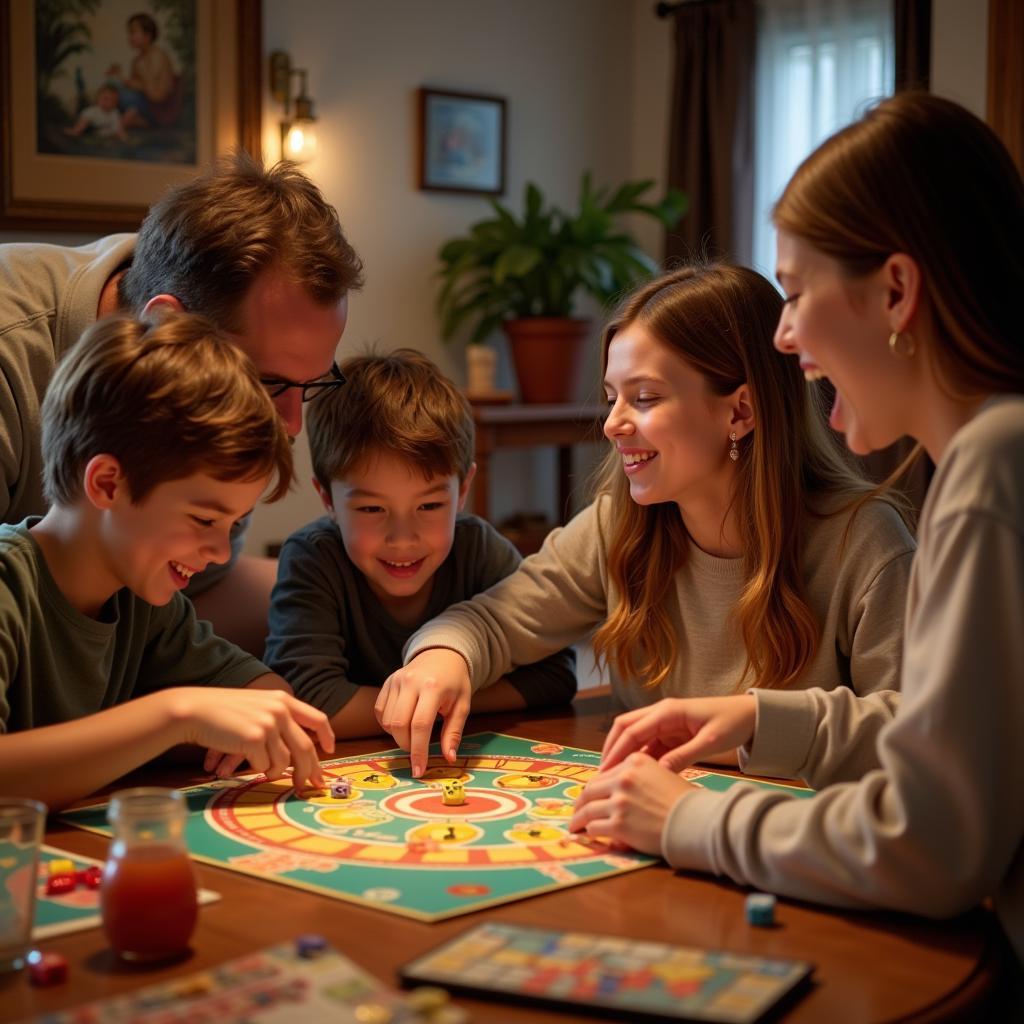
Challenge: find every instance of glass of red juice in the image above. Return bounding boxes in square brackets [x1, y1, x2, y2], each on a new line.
[101, 788, 198, 962]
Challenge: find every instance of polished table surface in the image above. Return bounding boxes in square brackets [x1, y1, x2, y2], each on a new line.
[3, 690, 1001, 1023]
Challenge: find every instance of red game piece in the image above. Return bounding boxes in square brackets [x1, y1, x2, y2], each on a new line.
[45, 873, 77, 896]
[77, 866, 103, 889]
[28, 951, 68, 986]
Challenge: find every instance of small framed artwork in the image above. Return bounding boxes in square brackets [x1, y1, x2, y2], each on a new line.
[418, 87, 506, 196]
[0, 0, 261, 231]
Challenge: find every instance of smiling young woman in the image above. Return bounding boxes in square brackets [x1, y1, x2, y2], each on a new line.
[383, 262, 917, 776]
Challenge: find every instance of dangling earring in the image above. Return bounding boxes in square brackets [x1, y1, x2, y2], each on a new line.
[729, 432, 739, 462]
[888, 330, 916, 358]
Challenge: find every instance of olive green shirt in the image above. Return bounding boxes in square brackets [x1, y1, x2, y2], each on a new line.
[0, 520, 267, 733]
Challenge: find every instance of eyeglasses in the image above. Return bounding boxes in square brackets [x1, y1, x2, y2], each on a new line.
[259, 362, 346, 402]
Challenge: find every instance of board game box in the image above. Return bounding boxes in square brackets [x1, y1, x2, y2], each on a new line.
[401, 922, 813, 1024]
[60, 733, 812, 923]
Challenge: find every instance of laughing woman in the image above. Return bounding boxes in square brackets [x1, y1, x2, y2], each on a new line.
[374, 261, 915, 776]
[571, 94, 1024, 975]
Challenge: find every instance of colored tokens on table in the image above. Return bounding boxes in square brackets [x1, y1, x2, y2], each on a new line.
[27, 951, 68, 986]
[745, 892, 777, 926]
[77, 866, 103, 889]
[406, 986, 449, 1013]
[48, 859, 75, 876]
[45, 873, 77, 896]
[295, 933, 328, 958]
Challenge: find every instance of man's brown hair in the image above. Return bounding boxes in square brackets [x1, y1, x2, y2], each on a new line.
[42, 312, 294, 506]
[118, 151, 363, 330]
[307, 349, 474, 492]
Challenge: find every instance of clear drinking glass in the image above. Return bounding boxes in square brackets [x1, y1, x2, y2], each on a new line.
[101, 788, 198, 962]
[0, 798, 47, 972]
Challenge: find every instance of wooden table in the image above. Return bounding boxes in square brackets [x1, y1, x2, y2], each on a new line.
[469, 402, 606, 523]
[5, 691, 1003, 1023]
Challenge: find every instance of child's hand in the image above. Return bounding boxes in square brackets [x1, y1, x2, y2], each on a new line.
[567, 752, 697, 855]
[600, 695, 758, 772]
[165, 687, 334, 789]
[375, 650, 471, 777]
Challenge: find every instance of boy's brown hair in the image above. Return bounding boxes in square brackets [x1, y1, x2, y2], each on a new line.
[42, 312, 293, 506]
[307, 349, 474, 492]
[118, 151, 364, 331]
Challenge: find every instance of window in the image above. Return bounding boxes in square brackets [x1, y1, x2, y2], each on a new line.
[752, 0, 894, 278]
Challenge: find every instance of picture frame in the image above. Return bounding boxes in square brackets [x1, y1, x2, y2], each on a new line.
[418, 87, 506, 196]
[0, 0, 262, 232]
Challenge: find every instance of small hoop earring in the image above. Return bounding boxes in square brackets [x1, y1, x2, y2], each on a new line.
[729, 431, 739, 462]
[888, 330, 916, 358]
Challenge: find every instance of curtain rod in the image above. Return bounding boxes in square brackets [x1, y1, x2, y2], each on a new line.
[655, 0, 720, 17]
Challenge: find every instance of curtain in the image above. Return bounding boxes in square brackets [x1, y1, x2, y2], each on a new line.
[664, 0, 756, 266]
[988, 0, 1024, 175]
[751, 0, 894, 277]
[893, 0, 931, 91]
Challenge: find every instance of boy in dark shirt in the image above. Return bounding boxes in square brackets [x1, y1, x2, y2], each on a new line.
[265, 350, 576, 736]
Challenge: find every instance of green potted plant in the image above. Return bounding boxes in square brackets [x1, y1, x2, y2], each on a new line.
[437, 174, 686, 402]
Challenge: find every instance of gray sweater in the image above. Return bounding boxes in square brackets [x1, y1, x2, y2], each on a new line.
[406, 492, 915, 707]
[666, 396, 1024, 965]
[265, 514, 577, 716]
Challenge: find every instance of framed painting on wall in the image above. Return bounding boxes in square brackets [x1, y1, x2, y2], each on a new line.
[0, 0, 261, 231]
[418, 87, 506, 195]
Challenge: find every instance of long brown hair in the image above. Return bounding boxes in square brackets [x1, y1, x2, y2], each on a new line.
[773, 92, 1024, 396]
[591, 264, 878, 691]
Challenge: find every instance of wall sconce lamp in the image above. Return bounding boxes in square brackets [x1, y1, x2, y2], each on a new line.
[269, 50, 318, 163]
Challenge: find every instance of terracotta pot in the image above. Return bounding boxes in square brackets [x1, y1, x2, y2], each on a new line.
[502, 317, 591, 404]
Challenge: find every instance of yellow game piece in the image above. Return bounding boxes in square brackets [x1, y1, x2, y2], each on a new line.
[406, 986, 449, 1014]
[353, 1002, 393, 1024]
[48, 858, 75, 876]
[441, 780, 465, 806]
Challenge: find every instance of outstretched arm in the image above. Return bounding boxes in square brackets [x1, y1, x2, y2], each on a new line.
[0, 686, 334, 810]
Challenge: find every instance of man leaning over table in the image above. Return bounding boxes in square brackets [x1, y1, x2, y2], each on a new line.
[0, 151, 363, 655]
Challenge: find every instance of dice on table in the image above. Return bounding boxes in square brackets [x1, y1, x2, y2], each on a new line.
[330, 779, 352, 799]
[28, 951, 68, 986]
[745, 892, 777, 927]
[44, 873, 78, 897]
[441, 780, 465, 806]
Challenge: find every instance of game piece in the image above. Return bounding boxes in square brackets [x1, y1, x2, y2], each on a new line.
[745, 892, 777, 927]
[400, 922, 814, 1024]
[428, 1007, 469, 1024]
[77, 866, 103, 889]
[48, 858, 75, 875]
[295, 933, 328, 958]
[441, 780, 465, 806]
[27, 950, 69, 986]
[330, 778, 352, 799]
[405, 985, 449, 1014]
[45, 873, 77, 897]
[353, 1001, 393, 1023]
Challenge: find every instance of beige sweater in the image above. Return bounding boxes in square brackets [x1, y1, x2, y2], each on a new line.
[664, 396, 1024, 964]
[406, 492, 915, 706]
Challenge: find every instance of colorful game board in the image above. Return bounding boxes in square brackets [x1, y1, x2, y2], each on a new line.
[31, 938, 447, 1024]
[34, 846, 219, 940]
[60, 733, 812, 923]
[401, 922, 813, 1024]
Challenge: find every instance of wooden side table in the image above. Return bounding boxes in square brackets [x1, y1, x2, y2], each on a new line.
[469, 401, 607, 523]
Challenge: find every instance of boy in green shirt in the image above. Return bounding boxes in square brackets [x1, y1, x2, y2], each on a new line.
[0, 313, 334, 808]
[265, 349, 576, 737]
